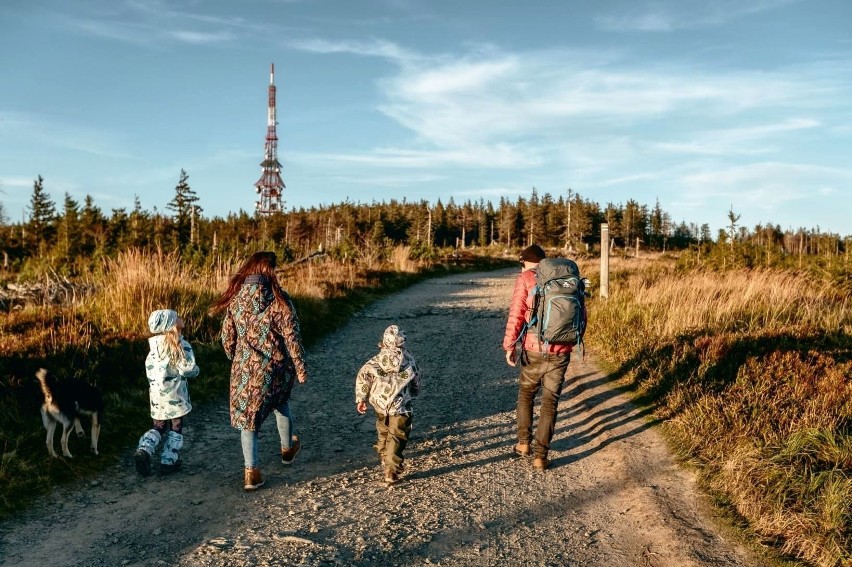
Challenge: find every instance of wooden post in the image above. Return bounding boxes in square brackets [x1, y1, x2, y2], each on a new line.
[635, 236, 640, 258]
[600, 223, 610, 299]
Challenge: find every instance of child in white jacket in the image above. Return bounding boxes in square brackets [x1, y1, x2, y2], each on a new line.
[356, 325, 421, 486]
[134, 309, 199, 476]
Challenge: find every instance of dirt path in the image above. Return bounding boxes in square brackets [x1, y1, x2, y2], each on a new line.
[0, 269, 759, 567]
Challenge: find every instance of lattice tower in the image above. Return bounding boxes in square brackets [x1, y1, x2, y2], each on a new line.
[254, 63, 285, 215]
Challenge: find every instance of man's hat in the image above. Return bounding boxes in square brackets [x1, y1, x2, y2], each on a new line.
[519, 244, 545, 263]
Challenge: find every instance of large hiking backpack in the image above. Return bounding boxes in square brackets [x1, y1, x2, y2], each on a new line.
[529, 258, 587, 348]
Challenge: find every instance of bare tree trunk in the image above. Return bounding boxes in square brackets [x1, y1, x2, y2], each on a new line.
[600, 224, 609, 299]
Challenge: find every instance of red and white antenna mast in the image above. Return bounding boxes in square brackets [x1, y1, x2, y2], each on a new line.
[254, 63, 285, 215]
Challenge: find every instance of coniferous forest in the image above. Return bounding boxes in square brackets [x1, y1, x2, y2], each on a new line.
[1, 172, 849, 278]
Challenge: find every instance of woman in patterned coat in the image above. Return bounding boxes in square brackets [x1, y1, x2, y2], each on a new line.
[211, 251, 308, 491]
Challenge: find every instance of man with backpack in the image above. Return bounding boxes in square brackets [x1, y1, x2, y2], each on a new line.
[502, 244, 585, 471]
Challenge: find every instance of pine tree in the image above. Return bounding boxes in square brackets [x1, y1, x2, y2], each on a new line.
[56, 192, 81, 260]
[726, 205, 741, 252]
[77, 195, 106, 256]
[166, 169, 201, 249]
[27, 175, 56, 254]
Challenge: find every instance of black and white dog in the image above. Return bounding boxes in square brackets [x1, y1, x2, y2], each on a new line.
[36, 368, 103, 458]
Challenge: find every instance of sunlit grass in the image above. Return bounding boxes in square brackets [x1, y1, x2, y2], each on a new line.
[584, 255, 851, 567]
[0, 247, 511, 520]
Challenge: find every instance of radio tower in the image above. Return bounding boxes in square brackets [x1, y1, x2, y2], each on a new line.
[254, 63, 284, 215]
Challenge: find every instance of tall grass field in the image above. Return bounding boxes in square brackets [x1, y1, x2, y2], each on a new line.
[584, 255, 851, 567]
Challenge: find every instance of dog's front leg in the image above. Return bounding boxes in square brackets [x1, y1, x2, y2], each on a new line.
[44, 416, 59, 458]
[60, 423, 74, 458]
[73, 417, 85, 439]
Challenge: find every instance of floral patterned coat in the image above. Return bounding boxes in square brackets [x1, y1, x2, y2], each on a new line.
[221, 275, 307, 431]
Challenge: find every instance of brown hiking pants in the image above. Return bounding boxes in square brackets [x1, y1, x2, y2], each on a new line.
[374, 412, 412, 474]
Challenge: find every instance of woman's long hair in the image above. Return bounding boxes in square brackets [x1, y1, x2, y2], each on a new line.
[209, 251, 288, 314]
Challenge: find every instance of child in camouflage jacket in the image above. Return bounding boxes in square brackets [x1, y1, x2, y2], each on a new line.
[355, 325, 421, 485]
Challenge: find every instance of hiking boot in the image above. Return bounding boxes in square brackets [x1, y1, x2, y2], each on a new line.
[280, 437, 301, 465]
[134, 449, 152, 477]
[244, 468, 265, 491]
[513, 443, 531, 457]
[533, 457, 550, 471]
[384, 469, 399, 486]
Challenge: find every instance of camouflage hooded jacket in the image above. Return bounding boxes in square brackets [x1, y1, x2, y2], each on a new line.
[355, 325, 422, 416]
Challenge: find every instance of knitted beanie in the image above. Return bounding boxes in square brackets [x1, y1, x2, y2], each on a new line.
[148, 309, 178, 334]
[520, 244, 546, 263]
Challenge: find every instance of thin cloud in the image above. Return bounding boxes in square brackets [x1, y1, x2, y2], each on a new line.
[596, 0, 803, 32]
[169, 29, 235, 44]
[289, 38, 421, 64]
[678, 161, 852, 208]
[2, 111, 133, 160]
[596, 172, 662, 187]
[292, 145, 542, 169]
[329, 173, 445, 187]
[52, 0, 261, 46]
[376, 48, 826, 151]
[650, 118, 821, 156]
[289, 37, 851, 193]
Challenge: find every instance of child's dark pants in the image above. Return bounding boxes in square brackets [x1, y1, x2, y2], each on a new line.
[374, 412, 411, 474]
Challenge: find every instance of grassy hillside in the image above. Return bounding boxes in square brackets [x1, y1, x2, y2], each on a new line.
[584, 255, 851, 567]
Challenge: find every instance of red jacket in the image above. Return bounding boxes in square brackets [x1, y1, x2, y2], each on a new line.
[502, 268, 572, 355]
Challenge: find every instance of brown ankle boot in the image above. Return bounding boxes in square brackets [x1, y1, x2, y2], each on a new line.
[280, 437, 301, 465]
[243, 467, 265, 491]
[533, 456, 550, 471]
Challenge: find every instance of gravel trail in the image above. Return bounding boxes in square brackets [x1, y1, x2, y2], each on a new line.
[0, 269, 759, 567]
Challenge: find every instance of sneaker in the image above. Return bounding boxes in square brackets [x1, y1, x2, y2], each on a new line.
[533, 457, 550, 471]
[244, 468, 265, 491]
[134, 449, 152, 477]
[384, 469, 399, 486]
[513, 443, 531, 458]
[280, 437, 301, 465]
[160, 460, 182, 474]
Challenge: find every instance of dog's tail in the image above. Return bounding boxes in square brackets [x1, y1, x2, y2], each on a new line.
[36, 368, 54, 405]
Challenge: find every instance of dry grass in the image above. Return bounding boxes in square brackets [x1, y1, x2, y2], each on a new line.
[0, 246, 510, 520]
[91, 249, 225, 338]
[585, 255, 851, 567]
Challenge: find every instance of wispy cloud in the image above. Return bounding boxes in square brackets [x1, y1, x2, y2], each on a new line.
[650, 118, 821, 156]
[1, 110, 132, 159]
[288, 38, 421, 64]
[327, 172, 445, 187]
[287, 36, 851, 187]
[596, 0, 803, 32]
[291, 145, 542, 169]
[169, 29, 235, 44]
[53, 0, 262, 46]
[677, 161, 852, 210]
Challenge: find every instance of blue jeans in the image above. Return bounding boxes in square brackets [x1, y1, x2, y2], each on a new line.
[240, 401, 296, 469]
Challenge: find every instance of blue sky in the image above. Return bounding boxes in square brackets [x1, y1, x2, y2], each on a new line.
[1, 0, 850, 235]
